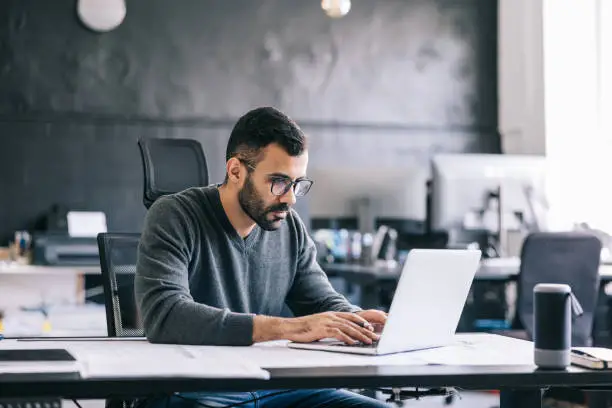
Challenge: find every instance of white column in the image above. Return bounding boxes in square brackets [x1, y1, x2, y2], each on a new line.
[498, 0, 545, 155]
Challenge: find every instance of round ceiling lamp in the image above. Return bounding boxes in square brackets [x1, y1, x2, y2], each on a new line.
[77, 0, 126, 32]
[321, 0, 351, 18]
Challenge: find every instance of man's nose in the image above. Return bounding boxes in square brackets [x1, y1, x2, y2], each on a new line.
[279, 187, 297, 206]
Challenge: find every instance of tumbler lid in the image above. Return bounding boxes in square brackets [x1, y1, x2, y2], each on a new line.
[534, 283, 571, 293]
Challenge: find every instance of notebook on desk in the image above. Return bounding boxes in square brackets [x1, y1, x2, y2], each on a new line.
[571, 347, 612, 370]
[288, 249, 482, 355]
[0, 349, 76, 362]
[0, 348, 79, 374]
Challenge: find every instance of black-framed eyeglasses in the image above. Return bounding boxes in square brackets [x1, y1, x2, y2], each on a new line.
[269, 176, 314, 197]
[240, 159, 314, 197]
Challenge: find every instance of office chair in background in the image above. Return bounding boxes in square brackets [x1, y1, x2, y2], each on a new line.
[511, 231, 602, 346]
[495, 231, 602, 408]
[138, 137, 209, 209]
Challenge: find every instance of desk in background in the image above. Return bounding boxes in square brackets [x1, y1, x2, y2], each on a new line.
[0, 264, 101, 307]
[324, 257, 612, 284]
[0, 264, 100, 275]
[322, 259, 522, 310]
[0, 264, 105, 337]
[323, 258, 612, 340]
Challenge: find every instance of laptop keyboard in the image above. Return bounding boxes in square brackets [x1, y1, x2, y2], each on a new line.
[330, 340, 379, 348]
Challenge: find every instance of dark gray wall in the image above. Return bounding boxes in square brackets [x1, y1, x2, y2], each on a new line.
[0, 0, 499, 244]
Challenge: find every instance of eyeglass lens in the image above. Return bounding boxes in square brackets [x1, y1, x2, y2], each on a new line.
[271, 179, 312, 196]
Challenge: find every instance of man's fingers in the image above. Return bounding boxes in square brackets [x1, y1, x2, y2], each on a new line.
[372, 323, 385, 334]
[334, 317, 375, 335]
[362, 326, 380, 340]
[330, 324, 371, 345]
[367, 314, 388, 325]
[340, 319, 380, 340]
[334, 312, 373, 330]
[329, 328, 358, 345]
[357, 310, 388, 324]
[335, 322, 376, 344]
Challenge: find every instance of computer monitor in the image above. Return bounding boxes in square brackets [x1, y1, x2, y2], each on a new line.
[308, 167, 430, 234]
[430, 153, 548, 251]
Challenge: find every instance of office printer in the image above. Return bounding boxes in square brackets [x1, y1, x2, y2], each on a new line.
[29, 205, 104, 266]
[32, 233, 99, 266]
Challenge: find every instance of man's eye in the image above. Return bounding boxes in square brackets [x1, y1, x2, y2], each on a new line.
[271, 178, 290, 185]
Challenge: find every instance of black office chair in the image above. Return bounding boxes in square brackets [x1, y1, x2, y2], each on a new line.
[97, 232, 143, 337]
[138, 137, 209, 209]
[497, 232, 602, 408]
[512, 231, 602, 346]
[97, 233, 143, 408]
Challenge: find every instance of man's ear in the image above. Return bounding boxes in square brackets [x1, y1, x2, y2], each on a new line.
[226, 158, 243, 184]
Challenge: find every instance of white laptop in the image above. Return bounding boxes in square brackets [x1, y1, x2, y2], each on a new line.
[288, 248, 482, 355]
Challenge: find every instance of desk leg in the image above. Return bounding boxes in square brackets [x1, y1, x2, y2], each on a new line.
[360, 284, 379, 310]
[500, 389, 542, 408]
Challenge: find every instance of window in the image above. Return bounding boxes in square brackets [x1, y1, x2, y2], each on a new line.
[543, 0, 612, 233]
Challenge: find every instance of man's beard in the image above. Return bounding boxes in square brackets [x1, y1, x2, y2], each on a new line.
[238, 175, 290, 231]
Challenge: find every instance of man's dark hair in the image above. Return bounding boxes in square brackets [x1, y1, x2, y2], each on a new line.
[225, 107, 307, 176]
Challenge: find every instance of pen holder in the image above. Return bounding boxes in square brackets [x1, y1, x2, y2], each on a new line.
[533, 283, 583, 369]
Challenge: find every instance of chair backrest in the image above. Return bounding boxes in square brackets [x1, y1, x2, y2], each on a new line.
[138, 137, 209, 209]
[97, 232, 143, 337]
[517, 231, 602, 346]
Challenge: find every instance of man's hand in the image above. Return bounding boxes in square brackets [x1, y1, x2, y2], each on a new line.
[355, 309, 388, 333]
[253, 312, 380, 345]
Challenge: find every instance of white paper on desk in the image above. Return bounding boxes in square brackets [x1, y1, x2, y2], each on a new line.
[481, 257, 520, 268]
[412, 333, 534, 366]
[0, 362, 81, 374]
[67, 211, 107, 237]
[68, 342, 269, 379]
[186, 341, 429, 369]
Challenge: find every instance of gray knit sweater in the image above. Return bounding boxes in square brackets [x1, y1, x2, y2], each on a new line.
[134, 186, 359, 346]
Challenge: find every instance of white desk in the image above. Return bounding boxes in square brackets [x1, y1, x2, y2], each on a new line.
[480, 257, 612, 279]
[0, 265, 107, 336]
[0, 333, 534, 373]
[0, 263, 100, 275]
[0, 333, 575, 408]
[325, 257, 612, 282]
[0, 264, 100, 312]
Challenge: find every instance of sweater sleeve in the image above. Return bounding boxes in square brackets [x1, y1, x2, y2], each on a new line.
[134, 196, 254, 346]
[285, 213, 362, 317]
